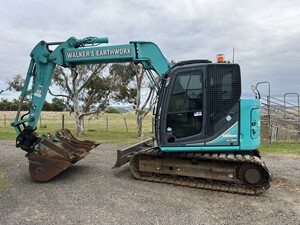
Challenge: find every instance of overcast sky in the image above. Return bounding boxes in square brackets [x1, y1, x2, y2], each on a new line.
[0, 0, 299, 101]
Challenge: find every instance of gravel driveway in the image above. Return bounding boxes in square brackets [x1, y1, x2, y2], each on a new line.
[0, 141, 299, 225]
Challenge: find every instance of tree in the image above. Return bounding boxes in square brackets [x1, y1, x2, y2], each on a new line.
[133, 65, 157, 139]
[0, 74, 25, 95]
[51, 64, 112, 135]
[0, 98, 29, 111]
[51, 98, 66, 111]
[8, 74, 25, 92]
[110, 63, 157, 139]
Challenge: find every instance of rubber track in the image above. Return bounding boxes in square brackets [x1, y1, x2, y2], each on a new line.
[129, 148, 271, 195]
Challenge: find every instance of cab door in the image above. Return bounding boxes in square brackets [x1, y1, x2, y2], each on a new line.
[163, 67, 206, 145]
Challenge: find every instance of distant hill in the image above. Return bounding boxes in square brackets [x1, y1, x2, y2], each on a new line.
[110, 105, 132, 113]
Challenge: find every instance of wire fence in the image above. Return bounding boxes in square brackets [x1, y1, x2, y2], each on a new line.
[0, 111, 154, 133]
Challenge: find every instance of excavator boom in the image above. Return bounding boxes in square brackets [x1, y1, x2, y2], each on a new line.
[11, 36, 171, 181]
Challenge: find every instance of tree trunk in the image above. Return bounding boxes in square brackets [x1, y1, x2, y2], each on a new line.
[137, 112, 144, 139]
[76, 114, 85, 136]
[73, 91, 85, 135]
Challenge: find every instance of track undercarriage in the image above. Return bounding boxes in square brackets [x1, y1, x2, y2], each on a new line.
[130, 148, 271, 195]
[114, 139, 271, 195]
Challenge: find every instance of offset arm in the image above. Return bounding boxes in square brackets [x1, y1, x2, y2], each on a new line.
[11, 37, 171, 149]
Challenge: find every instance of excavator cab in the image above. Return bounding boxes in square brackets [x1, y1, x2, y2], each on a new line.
[156, 60, 242, 149]
[115, 60, 270, 195]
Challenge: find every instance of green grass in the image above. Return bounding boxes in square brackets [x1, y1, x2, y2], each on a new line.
[0, 129, 15, 140]
[0, 172, 8, 190]
[0, 111, 154, 145]
[0, 127, 153, 145]
[259, 142, 300, 156]
[71, 130, 154, 145]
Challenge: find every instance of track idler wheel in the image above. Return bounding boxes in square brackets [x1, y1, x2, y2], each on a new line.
[239, 164, 264, 186]
[27, 129, 100, 182]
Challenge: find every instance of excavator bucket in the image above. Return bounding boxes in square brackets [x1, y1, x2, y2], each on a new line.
[28, 129, 100, 182]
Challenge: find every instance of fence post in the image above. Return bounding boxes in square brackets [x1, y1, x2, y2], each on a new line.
[124, 117, 128, 132]
[83, 116, 85, 130]
[106, 117, 108, 132]
[4, 114, 6, 128]
[152, 117, 155, 133]
[62, 114, 65, 129]
[40, 114, 42, 128]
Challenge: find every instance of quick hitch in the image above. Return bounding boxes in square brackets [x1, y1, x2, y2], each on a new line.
[16, 125, 39, 153]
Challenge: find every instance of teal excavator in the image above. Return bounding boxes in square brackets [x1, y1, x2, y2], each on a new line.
[11, 36, 271, 194]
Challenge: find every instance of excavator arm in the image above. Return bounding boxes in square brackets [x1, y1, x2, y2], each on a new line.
[11, 36, 171, 181]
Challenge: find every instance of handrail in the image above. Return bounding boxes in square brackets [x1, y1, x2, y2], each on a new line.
[254, 81, 300, 143]
[284, 93, 300, 127]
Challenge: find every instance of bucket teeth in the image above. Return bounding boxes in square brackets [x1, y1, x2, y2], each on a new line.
[28, 129, 100, 182]
[56, 129, 99, 151]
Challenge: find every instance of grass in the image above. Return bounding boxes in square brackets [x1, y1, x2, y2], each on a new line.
[259, 142, 300, 156]
[73, 130, 154, 145]
[1, 111, 300, 155]
[0, 129, 15, 140]
[0, 111, 154, 145]
[0, 172, 8, 190]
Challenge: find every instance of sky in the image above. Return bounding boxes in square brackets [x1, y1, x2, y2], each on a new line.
[0, 0, 299, 102]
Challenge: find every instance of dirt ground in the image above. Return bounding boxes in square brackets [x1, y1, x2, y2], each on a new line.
[0, 141, 299, 225]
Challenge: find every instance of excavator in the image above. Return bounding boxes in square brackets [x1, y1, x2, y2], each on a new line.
[11, 36, 271, 195]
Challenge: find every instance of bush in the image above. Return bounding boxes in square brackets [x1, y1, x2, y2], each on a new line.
[105, 107, 120, 114]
